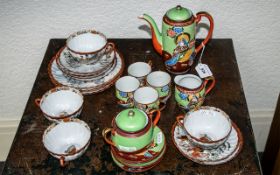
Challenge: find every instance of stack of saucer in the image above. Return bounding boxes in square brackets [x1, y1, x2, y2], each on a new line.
[102, 108, 166, 172]
[172, 106, 243, 165]
[111, 126, 166, 172]
[48, 30, 124, 94]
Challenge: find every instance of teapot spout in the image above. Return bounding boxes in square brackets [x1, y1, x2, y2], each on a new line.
[139, 14, 162, 55]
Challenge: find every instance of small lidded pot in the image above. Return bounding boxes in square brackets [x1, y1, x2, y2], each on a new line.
[102, 108, 160, 153]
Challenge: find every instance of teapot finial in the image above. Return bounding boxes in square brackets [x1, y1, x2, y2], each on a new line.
[176, 5, 182, 10]
[128, 110, 135, 117]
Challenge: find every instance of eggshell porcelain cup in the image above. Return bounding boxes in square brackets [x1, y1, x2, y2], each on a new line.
[115, 76, 140, 108]
[174, 74, 215, 111]
[35, 86, 83, 122]
[147, 71, 171, 103]
[128, 61, 152, 86]
[176, 106, 232, 149]
[133, 86, 165, 114]
[42, 119, 91, 166]
[66, 30, 115, 64]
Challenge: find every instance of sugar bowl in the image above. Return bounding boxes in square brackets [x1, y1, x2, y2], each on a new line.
[102, 108, 161, 153]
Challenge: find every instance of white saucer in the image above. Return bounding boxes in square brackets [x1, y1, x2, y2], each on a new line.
[172, 121, 243, 165]
[57, 47, 115, 76]
[48, 49, 124, 94]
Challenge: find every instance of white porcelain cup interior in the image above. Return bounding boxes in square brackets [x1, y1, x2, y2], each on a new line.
[115, 76, 140, 92]
[40, 89, 83, 117]
[67, 32, 107, 53]
[184, 108, 232, 141]
[43, 121, 91, 155]
[175, 74, 202, 89]
[128, 62, 151, 78]
[134, 87, 158, 104]
[147, 71, 171, 87]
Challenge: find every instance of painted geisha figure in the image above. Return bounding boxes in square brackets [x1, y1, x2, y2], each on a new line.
[165, 26, 195, 68]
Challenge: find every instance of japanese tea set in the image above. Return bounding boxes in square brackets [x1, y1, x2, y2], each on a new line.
[35, 5, 243, 172]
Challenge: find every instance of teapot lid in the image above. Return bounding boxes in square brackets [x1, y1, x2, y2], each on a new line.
[115, 108, 148, 132]
[166, 5, 193, 21]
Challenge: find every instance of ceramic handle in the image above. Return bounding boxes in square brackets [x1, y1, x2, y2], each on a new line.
[102, 128, 115, 146]
[176, 115, 185, 128]
[34, 98, 41, 107]
[59, 156, 65, 167]
[203, 76, 216, 95]
[147, 60, 153, 67]
[105, 42, 115, 56]
[149, 110, 161, 126]
[195, 12, 214, 54]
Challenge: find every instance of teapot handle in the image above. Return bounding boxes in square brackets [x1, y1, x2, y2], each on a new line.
[195, 12, 214, 54]
[148, 110, 161, 126]
[102, 128, 115, 146]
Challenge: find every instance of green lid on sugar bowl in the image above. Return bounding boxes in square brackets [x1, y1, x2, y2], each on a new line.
[115, 108, 148, 132]
[166, 5, 193, 21]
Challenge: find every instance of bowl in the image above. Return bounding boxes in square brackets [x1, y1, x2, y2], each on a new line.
[42, 119, 91, 166]
[177, 106, 232, 149]
[35, 86, 83, 122]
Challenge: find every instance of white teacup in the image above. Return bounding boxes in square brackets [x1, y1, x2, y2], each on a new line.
[66, 30, 115, 64]
[176, 106, 232, 149]
[43, 119, 91, 166]
[35, 87, 83, 122]
[128, 61, 152, 86]
[133, 86, 164, 114]
[115, 76, 140, 107]
[147, 71, 171, 103]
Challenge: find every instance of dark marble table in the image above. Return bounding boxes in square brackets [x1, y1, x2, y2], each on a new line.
[2, 39, 262, 175]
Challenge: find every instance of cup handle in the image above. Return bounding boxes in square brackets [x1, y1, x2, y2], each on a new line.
[176, 115, 185, 128]
[148, 110, 161, 126]
[159, 102, 166, 111]
[34, 98, 41, 107]
[59, 156, 65, 167]
[195, 12, 214, 54]
[105, 42, 116, 56]
[203, 76, 216, 95]
[147, 60, 153, 67]
[102, 128, 115, 146]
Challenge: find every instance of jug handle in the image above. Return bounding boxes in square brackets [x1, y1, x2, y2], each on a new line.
[195, 12, 214, 54]
[204, 76, 216, 95]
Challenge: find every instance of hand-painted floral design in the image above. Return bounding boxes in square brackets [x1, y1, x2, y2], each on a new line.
[161, 85, 169, 92]
[179, 92, 187, 100]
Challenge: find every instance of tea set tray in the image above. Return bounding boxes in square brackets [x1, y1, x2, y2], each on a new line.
[1, 39, 262, 175]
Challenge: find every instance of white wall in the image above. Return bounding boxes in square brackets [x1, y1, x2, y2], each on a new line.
[0, 0, 279, 159]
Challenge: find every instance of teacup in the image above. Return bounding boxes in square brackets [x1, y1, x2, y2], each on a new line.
[128, 61, 152, 86]
[115, 76, 140, 107]
[133, 87, 164, 114]
[43, 118, 91, 166]
[176, 106, 232, 149]
[66, 30, 115, 64]
[35, 86, 83, 122]
[174, 74, 215, 111]
[147, 71, 171, 103]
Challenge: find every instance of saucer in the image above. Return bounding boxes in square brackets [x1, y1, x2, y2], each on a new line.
[111, 126, 165, 164]
[111, 144, 166, 173]
[56, 47, 115, 77]
[48, 48, 124, 94]
[172, 121, 243, 165]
